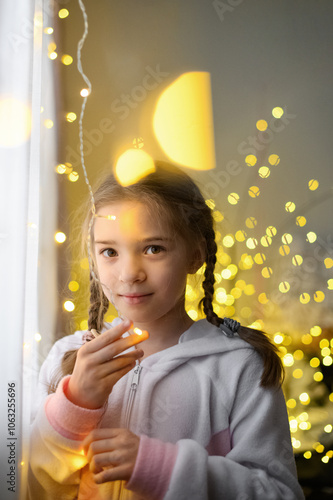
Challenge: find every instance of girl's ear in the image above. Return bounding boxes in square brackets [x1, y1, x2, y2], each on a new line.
[188, 240, 206, 274]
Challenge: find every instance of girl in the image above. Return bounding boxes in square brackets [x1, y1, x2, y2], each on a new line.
[28, 161, 305, 499]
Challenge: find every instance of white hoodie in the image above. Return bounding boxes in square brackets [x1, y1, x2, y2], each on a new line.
[28, 318, 305, 500]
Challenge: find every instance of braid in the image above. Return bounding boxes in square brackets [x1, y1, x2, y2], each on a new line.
[88, 273, 109, 332]
[200, 222, 284, 389]
[199, 229, 222, 328]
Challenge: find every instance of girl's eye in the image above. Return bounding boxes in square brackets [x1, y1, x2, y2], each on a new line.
[102, 248, 117, 258]
[146, 245, 163, 255]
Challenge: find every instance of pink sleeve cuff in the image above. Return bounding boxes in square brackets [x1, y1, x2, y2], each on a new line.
[45, 375, 105, 441]
[126, 435, 178, 500]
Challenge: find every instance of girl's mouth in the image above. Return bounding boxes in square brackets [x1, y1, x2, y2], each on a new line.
[119, 293, 153, 305]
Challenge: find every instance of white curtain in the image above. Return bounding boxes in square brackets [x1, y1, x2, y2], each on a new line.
[0, 1, 58, 497]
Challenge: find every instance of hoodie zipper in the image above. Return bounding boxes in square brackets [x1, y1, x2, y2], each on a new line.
[124, 362, 142, 428]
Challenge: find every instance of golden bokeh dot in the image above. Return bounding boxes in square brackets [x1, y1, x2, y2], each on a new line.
[308, 179, 319, 191]
[244, 284, 255, 295]
[261, 266, 273, 278]
[80, 258, 90, 270]
[228, 193, 240, 205]
[258, 292, 269, 304]
[281, 233, 293, 244]
[299, 392, 310, 405]
[248, 186, 260, 198]
[287, 399, 296, 409]
[235, 230, 247, 242]
[313, 372, 323, 382]
[314, 291, 325, 303]
[327, 279, 333, 290]
[283, 353, 294, 367]
[272, 107, 284, 119]
[285, 201, 296, 212]
[245, 216, 257, 228]
[58, 8, 69, 18]
[63, 300, 75, 312]
[324, 258, 333, 269]
[55, 163, 66, 174]
[205, 199, 215, 209]
[256, 119, 268, 131]
[268, 154, 280, 166]
[266, 226, 277, 237]
[213, 211, 224, 222]
[292, 255, 303, 266]
[254, 253, 266, 265]
[222, 234, 235, 248]
[310, 357, 320, 368]
[279, 281, 290, 293]
[306, 231, 317, 243]
[68, 171, 79, 182]
[274, 333, 284, 344]
[245, 154, 257, 166]
[261, 235, 272, 247]
[301, 334, 313, 345]
[246, 237, 258, 250]
[258, 166, 271, 178]
[61, 54, 73, 66]
[44, 119, 54, 129]
[293, 369, 303, 379]
[66, 112, 77, 122]
[310, 325, 322, 337]
[48, 52, 57, 60]
[279, 245, 290, 256]
[68, 281, 79, 292]
[300, 293, 310, 304]
[294, 350, 304, 360]
[54, 231, 66, 243]
[296, 216, 307, 227]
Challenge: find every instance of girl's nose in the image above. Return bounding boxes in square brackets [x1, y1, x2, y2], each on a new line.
[119, 255, 146, 283]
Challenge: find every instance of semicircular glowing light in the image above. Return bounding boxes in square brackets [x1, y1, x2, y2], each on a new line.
[153, 72, 215, 171]
[114, 149, 155, 186]
[0, 97, 32, 147]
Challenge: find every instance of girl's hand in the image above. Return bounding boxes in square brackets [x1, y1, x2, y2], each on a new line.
[82, 428, 140, 484]
[67, 319, 148, 409]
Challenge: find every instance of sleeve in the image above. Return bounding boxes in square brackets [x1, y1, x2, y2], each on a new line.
[126, 352, 305, 500]
[28, 333, 106, 500]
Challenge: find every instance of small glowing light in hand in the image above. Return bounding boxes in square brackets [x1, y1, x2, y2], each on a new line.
[133, 328, 143, 336]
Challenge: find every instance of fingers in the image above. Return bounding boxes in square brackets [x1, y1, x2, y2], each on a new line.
[85, 319, 133, 353]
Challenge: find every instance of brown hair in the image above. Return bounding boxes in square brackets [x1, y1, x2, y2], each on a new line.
[50, 161, 283, 392]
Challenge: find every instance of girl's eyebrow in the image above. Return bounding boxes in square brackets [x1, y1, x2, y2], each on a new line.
[94, 237, 172, 245]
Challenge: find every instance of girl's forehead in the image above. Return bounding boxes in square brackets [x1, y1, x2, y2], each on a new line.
[94, 201, 170, 237]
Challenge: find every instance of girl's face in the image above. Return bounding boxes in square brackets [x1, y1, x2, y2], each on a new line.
[93, 200, 195, 330]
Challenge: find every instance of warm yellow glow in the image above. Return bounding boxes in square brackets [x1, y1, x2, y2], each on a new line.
[228, 193, 240, 205]
[313, 372, 323, 382]
[55, 232, 66, 243]
[153, 72, 215, 170]
[114, 149, 156, 186]
[261, 235, 272, 247]
[325, 258, 333, 268]
[314, 291, 325, 302]
[299, 293, 310, 304]
[286, 399, 296, 409]
[310, 325, 322, 337]
[258, 293, 269, 304]
[68, 172, 79, 182]
[322, 456, 329, 463]
[80, 319, 88, 330]
[256, 120, 268, 131]
[246, 238, 258, 250]
[268, 154, 280, 166]
[258, 166, 270, 178]
[48, 52, 57, 60]
[222, 235, 235, 248]
[64, 300, 75, 312]
[272, 107, 284, 119]
[310, 357, 320, 368]
[58, 8, 69, 18]
[80, 88, 90, 97]
[324, 425, 333, 433]
[245, 217, 257, 228]
[296, 216, 307, 227]
[245, 154, 257, 166]
[0, 97, 32, 147]
[279, 281, 290, 293]
[285, 201, 296, 212]
[205, 199, 215, 209]
[283, 353, 294, 367]
[44, 27, 54, 34]
[187, 309, 198, 320]
[327, 279, 333, 290]
[48, 42, 56, 52]
[266, 226, 277, 237]
[68, 281, 79, 292]
[213, 211, 224, 222]
[66, 112, 77, 122]
[235, 230, 247, 242]
[61, 54, 73, 66]
[274, 333, 284, 344]
[320, 339, 329, 348]
[44, 119, 54, 129]
[293, 369, 303, 379]
[248, 186, 260, 198]
[56, 164, 67, 174]
[299, 392, 310, 404]
[308, 179, 319, 191]
[261, 267, 273, 278]
[323, 356, 333, 366]
[34, 333, 42, 342]
[306, 231, 317, 243]
[292, 255, 303, 266]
